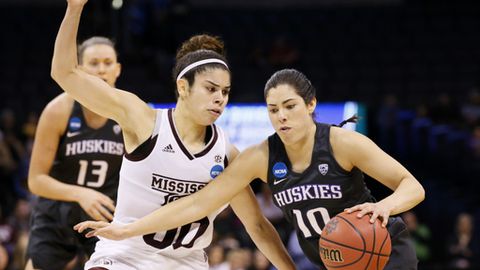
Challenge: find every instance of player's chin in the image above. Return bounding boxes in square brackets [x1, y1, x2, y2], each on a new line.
[203, 114, 220, 125]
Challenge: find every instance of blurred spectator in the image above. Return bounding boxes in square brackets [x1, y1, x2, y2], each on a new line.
[429, 93, 461, 125]
[208, 244, 226, 270]
[0, 131, 17, 217]
[21, 111, 38, 155]
[212, 248, 247, 270]
[286, 231, 317, 270]
[223, 248, 251, 270]
[0, 244, 7, 270]
[461, 88, 480, 128]
[12, 231, 28, 270]
[251, 249, 271, 270]
[0, 211, 14, 269]
[255, 183, 289, 242]
[446, 213, 477, 269]
[468, 125, 480, 159]
[402, 211, 432, 268]
[376, 94, 399, 153]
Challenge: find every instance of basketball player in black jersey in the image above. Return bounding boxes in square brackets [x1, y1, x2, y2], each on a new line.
[26, 37, 124, 270]
[78, 69, 425, 269]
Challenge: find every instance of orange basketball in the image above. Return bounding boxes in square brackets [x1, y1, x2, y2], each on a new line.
[319, 211, 391, 270]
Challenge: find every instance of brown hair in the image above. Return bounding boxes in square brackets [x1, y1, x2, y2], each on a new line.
[176, 34, 226, 59]
[173, 34, 229, 97]
[77, 36, 117, 65]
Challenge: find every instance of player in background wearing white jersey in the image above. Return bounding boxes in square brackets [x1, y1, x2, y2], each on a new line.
[25, 37, 124, 270]
[51, 0, 295, 269]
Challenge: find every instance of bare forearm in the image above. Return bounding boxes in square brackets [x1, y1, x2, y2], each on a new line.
[51, 5, 83, 78]
[247, 218, 296, 270]
[125, 195, 211, 237]
[380, 177, 425, 215]
[29, 174, 84, 202]
[125, 174, 246, 237]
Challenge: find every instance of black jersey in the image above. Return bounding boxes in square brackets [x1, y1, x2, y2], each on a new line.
[49, 101, 124, 201]
[267, 123, 375, 266]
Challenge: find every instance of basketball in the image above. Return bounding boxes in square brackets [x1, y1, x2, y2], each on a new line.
[319, 211, 391, 270]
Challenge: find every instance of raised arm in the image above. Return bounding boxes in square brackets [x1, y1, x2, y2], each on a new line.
[75, 143, 267, 237]
[51, 0, 154, 151]
[332, 127, 425, 226]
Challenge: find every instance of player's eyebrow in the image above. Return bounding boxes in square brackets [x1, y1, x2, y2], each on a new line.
[205, 80, 231, 90]
[267, 98, 295, 107]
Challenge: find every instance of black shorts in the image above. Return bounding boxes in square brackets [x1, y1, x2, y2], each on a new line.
[384, 216, 418, 270]
[27, 199, 98, 270]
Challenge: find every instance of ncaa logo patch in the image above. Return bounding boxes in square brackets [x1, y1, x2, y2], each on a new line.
[210, 165, 224, 179]
[318, 164, 329, 175]
[273, 162, 288, 178]
[69, 117, 81, 131]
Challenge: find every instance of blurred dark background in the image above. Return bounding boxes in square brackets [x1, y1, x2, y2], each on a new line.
[1, 0, 479, 269]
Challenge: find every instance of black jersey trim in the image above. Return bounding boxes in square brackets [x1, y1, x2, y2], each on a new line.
[124, 134, 158, 161]
[168, 109, 218, 160]
[323, 124, 355, 175]
[168, 109, 195, 160]
[194, 124, 218, 158]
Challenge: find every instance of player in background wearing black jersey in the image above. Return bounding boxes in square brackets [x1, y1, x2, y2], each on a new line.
[26, 37, 124, 270]
[77, 69, 425, 269]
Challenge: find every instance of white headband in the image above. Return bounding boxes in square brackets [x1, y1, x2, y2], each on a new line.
[176, 58, 229, 81]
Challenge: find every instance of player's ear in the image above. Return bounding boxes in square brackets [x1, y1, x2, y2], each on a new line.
[176, 79, 189, 99]
[115, 63, 122, 78]
[307, 97, 317, 115]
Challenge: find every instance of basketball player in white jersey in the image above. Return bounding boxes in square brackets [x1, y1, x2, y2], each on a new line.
[51, 0, 295, 269]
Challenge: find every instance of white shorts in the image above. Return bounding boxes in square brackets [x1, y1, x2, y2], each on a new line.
[85, 239, 209, 270]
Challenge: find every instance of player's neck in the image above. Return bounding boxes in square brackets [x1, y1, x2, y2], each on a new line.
[172, 108, 206, 145]
[284, 123, 316, 173]
[81, 106, 108, 129]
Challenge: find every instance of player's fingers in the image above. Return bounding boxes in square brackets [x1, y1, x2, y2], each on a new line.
[73, 221, 88, 232]
[85, 230, 97, 238]
[381, 214, 389, 227]
[369, 212, 380, 224]
[356, 206, 373, 218]
[97, 205, 114, 221]
[100, 196, 116, 212]
[345, 204, 362, 213]
[91, 208, 108, 222]
[75, 221, 97, 233]
[94, 227, 115, 239]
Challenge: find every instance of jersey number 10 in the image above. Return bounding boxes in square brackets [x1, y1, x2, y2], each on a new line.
[293, 207, 331, 237]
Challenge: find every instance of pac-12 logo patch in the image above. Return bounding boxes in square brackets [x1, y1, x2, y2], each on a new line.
[113, 124, 121, 135]
[273, 162, 288, 178]
[318, 164, 329, 175]
[210, 165, 224, 178]
[69, 117, 81, 131]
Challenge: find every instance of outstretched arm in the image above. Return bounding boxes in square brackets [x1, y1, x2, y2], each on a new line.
[75, 144, 266, 238]
[51, 0, 154, 151]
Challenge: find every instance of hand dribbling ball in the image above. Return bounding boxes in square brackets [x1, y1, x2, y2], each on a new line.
[319, 212, 391, 270]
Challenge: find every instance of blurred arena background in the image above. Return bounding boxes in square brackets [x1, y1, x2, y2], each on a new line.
[0, 0, 479, 269]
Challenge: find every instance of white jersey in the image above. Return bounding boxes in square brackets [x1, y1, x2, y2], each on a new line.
[91, 109, 229, 261]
